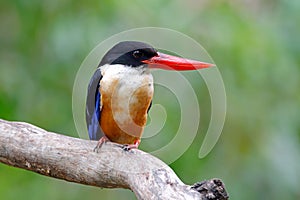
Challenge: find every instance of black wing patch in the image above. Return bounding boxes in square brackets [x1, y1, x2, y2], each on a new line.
[86, 68, 103, 140]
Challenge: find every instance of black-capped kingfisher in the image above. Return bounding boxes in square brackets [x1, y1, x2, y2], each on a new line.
[86, 41, 214, 151]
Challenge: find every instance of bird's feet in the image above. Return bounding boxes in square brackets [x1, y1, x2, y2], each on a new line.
[94, 137, 140, 152]
[121, 139, 140, 152]
[93, 136, 110, 153]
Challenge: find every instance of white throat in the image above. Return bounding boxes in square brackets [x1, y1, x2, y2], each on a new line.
[100, 64, 154, 124]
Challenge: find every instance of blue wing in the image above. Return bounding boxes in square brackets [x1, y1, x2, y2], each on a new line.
[86, 68, 103, 140]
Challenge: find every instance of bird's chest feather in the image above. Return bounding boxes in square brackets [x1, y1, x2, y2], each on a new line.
[99, 65, 153, 143]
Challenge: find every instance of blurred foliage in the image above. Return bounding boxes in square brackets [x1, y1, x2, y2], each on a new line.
[0, 0, 300, 199]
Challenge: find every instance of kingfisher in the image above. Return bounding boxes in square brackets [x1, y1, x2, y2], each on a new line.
[86, 41, 214, 151]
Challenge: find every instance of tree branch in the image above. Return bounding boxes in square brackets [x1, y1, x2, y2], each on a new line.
[0, 119, 228, 200]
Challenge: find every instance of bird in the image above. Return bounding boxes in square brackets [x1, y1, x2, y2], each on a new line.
[85, 41, 214, 151]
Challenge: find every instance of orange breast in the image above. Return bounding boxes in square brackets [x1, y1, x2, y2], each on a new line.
[100, 78, 153, 144]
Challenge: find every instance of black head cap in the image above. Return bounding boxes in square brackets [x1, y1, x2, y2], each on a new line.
[99, 41, 158, 67]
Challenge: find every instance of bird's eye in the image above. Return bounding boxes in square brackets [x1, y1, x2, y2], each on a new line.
[132, 50, 144, 59]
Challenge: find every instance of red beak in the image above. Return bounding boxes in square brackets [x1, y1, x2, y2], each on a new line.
[142, 52, 215, 71]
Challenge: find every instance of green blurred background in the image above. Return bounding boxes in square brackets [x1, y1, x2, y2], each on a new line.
[1, 0, 299, 199]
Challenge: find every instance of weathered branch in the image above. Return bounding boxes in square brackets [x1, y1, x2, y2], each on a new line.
[0, 119, 228, 200]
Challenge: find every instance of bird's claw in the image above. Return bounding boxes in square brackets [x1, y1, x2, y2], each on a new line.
[120, 142, 139, 152]
[93, 136, 109, 153]
[93, 143, 103, 153]
[120, 139, 140, 152]
[121, 144, 131, 152]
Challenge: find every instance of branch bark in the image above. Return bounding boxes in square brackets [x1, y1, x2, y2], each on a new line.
[0, 119, 228, 200]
